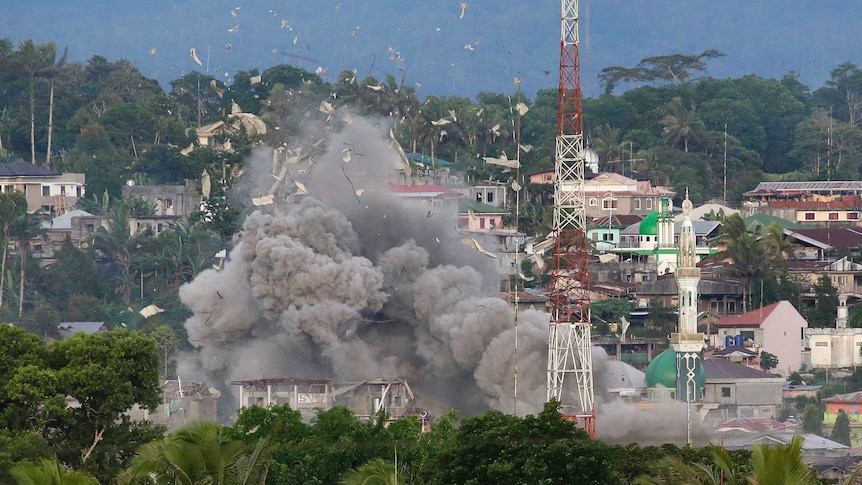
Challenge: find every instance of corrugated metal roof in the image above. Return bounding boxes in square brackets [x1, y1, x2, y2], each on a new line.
[0, 162, 60, 177]
[745, 181, 862, 195]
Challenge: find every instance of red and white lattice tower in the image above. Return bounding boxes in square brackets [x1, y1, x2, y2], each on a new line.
[547, 0, 595, 438]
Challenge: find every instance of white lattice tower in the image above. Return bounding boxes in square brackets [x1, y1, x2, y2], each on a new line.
[547, 0, 595, 438]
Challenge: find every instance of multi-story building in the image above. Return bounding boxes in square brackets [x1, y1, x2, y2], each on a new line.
[743, 181, 862, 227]
[0, 162, 85, 216]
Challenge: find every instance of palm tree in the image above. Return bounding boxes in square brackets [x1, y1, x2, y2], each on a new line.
[661, 97, 705, 152]
[8, 40, 67, 165]
[762, 222, 799, 261]
[747, 436, 819, 485]
[714, 214, 778, 312]
[589, 124, 631, 170]
[121, 421, 272, 485]
[340, 458, 404, 485]
[10, 210, 48, 317]
[93, 202, 144, 305]
[10, 456, 98, 485]
[0, 191, 28, 308]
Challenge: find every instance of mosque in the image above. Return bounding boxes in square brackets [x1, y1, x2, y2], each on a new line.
[643, 191, 707, 403]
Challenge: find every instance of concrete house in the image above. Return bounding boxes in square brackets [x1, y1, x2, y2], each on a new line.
[713, 301, 808, 376]
[701, 358, 785, 428]
[0, 162, 85, 216]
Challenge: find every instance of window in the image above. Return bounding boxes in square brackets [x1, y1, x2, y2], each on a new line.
[725, 301, 736, 313]
[603, 233, 614, 241]
[60, 185, 66, 195]
[804, 212, 815, 220]
[479, 218, 485, 229]
[721, 387, 731, 398]
[476, 193, 483, 202]
[829, 212, 839, 220]
[645, 198, 652, 210]
[602, 198, 618, 210]
[740, 330, 754, 342]
[815, 341, 829, 347]
[543, 173, 553, 182]
[42, 186, 50, 197]
[849, 212, 860, 220]
[86, 224, 95, 232]
[165, 198, 174, 209]
[486, 192, 494, 204]
[76, 186, 82, 197]
[589, 198, 597, 207]
[634, 198, 641, 210]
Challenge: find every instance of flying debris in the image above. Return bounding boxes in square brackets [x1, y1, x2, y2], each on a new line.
[139, 304, 165, 319]
[511, 180, 522, 192]
[272, 48, 279, 55]
[438, 130, 447, 142]
[476, 107, 484, 117]
[467, 209, 477, 222]
[448, 110, 458, 122]
[252, 194, 275, 206]
[228, 25, 239, 33]
[319, 101, 335, 121]
[281, 19, 292, 30]
[526, 242, 546, 271]
[354, 189, 365, 197]
[230, 6, 240, 16]
[294, 180, 308, 194]
[515, 102, 529, 116]
[148, 48, 157, 55]
[250, 75, 261, 85]
[518, 271, 535, 282]
[342, 114, 353, 124]
[464, 44, 475, 51]
[367, 84, 385, 91]
[342, 148, 352, 163]
[201, 170, 212, 198]
[483, 152, 520, 169]
[519, 144, 533, 153]
[269, 9, 277, 16]
[490, 123, 501, 137]
[431, 118, 451, 126]
[225, 43, 233, 50]
[315, 66, 329, 80]
[351, 26, 360, 36]
[210, 80, 225, 98]
[189, 48, 203, 66]
[459, 2, 469, 19]
[293, 35, 299, 45]
[464, 236, 497, 258]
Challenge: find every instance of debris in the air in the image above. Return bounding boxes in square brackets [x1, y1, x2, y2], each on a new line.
[139, 304, 165, 318]
[252, 194, 275, 206]
[294, 180, 308, 194]
[189, 48, 203, 66]
[228, 25, 239, 33]
[464, 236, 497, 258]
[459, 2, 469, 19]
[230, 6, 240, 16]
[516, 102, 529, 116]
[148, 48, 157, 55]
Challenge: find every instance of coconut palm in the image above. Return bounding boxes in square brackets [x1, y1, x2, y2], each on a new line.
[7, 40, 67, 165]
[10, 210, 48, 316]
[661, 97, 705, 153]
[121, 421, 273, 485]
[714, 213, 779, 311]
[0, 190, 27, 308]
[339, 458, 405, 485]
[10, 456, 98, 485]
[748, 436, 819, 485]
[589, 124, 631, 170]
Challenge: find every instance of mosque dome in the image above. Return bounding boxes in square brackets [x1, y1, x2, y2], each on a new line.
[644, 348, 706, 401]
[639, 211, 658, 236]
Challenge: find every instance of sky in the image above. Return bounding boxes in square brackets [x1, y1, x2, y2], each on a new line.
[2, 1, 860, 100]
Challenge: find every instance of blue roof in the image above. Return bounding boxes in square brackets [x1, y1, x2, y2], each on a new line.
[406, 152, 454, 167]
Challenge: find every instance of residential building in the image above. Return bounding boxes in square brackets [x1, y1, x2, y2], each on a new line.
[823, 391, 862, 446]
[0, 162, 85, 216]
[713, 301, 808, 376]
[744, 181, 862, 226]
[700, 358, 785, 428]
[632, 274, 745, 320]
[122, 179, 203, 218]
[458, 199, 508, 232]
[56, 321, 107, 340]
[468, 181, 509, 209]
[587, 214, 643, 251]
[784, 228, 862, 261]
[581, 172, 676, 218]
[128, 380, 219, 431]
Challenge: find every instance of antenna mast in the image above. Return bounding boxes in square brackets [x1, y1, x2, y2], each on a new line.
[547, 0, 595, 437]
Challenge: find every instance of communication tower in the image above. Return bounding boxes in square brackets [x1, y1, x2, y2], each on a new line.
[546, 0, 595, 437]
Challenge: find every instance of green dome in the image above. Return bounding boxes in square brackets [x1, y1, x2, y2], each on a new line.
[639, 211, 658, 236]
[645, 348, 678, 389]
[645, 348, 706, 401]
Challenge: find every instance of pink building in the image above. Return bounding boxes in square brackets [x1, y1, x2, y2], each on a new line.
[713, 301, 808, 376]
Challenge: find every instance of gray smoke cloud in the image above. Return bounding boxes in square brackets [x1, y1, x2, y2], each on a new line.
[177, 114, 712, 446]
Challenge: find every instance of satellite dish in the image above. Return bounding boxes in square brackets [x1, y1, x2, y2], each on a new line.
[584, 148, 599, 173]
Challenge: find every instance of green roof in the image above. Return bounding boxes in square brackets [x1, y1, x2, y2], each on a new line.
[744, 213, 814, 231]
[639, 211, 658, 236]
[406, 152, 454, 167]
[458, 199, 508, 214]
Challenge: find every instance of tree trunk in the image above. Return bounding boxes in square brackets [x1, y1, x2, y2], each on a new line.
[0, 233, 7, 307]
[45, 79, 54, 168]
[29, 77, 36, 165]
[18, 242, 25, 317]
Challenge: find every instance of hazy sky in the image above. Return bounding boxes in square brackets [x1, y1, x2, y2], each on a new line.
[2, 1, 860, 100]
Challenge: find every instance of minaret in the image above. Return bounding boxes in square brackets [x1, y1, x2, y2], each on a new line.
[672, 189, 704, 402]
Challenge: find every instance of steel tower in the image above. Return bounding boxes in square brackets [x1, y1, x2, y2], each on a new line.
[547, 0, 595, 438]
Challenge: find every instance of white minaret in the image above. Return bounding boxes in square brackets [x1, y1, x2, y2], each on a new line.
[672, 189, 704, 403]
